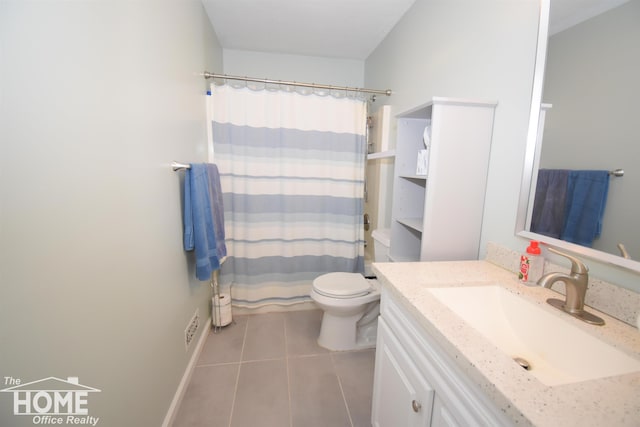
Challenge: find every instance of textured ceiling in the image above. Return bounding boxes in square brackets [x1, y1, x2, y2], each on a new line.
[549, 0, 629, 34]
[202, 0, 416, 60]
[202, 0, 629, 60]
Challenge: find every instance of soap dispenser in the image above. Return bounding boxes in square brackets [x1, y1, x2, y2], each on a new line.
[519, 240, 543, 285]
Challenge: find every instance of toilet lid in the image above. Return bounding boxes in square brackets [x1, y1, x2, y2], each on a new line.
[312, 272, 371, 298]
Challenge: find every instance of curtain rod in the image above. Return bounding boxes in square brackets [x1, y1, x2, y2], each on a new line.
[202, 71, 392, 97]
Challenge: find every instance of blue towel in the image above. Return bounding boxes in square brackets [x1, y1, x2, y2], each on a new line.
[183, 163, 225, 281]
[530, 169, 570, 238]
[206, 163, 227, 261]
[561, 170, 609, 247]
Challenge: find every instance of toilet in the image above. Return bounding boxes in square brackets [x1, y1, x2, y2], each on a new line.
[310, 228, 391, 351]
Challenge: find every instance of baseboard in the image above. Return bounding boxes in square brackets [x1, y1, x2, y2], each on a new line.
[161, 316, 211, 427]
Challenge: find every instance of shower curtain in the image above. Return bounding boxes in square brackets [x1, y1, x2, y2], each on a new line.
[210, 84, 367, 308]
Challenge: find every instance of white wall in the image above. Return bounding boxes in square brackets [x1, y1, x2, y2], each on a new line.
[0, 1, 222, 426]
[366, 0, 540, 261]
[365, 0, 640, 290]
[223, 49, 365, 87]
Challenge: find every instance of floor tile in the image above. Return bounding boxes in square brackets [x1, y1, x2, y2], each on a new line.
[242, 312, 286, 361]
[197, 316, 248, 366]
[333, 350, 376, 427]
[173, 364, 239, 427]
[284, 309, 330, 356]
[230, 359, 290, 427]
[289, 354, 352, 427]
[176, 310, 377, 427]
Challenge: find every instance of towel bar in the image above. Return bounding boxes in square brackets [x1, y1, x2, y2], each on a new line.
[172, 161, 191, 171]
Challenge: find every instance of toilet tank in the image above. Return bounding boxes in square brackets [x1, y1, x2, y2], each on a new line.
[371, 228, 391, 262]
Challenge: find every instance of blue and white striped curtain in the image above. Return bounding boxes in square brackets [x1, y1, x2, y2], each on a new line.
[211, 84, 367, 308]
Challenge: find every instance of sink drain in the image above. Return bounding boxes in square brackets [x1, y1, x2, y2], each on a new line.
[513, 357, 531, 371]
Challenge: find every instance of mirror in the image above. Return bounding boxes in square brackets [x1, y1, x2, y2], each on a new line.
[517, 0, 640, 273]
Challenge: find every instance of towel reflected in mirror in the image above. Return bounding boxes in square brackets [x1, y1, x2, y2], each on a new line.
[531, 169, 609, 248]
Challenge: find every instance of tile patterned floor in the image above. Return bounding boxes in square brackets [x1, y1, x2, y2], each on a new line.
[173, 309, 375, 427]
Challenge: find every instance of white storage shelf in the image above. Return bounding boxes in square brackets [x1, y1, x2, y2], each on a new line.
[367, 150, 396, 160]
[399, 174, 427, 181]
[396, 218, 423, 233]
[388, 97, 497, 262]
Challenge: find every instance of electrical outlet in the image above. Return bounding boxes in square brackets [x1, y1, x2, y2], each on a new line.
[185, 309, 200, 350]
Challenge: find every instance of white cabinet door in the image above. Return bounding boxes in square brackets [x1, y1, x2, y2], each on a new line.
[430, 395, 463, 427]
[372, 318, 434, 427]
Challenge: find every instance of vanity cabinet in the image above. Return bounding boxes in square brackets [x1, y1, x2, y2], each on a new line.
[389, 98, 497, 262]
[372, 318, 434, 426]
[430, 395, 464, 427]
[372, 289, 512, 427]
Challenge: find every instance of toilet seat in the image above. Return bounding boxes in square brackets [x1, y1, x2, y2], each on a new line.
[312, 272, 371, 299]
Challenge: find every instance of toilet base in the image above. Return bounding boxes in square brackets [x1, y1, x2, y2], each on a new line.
[317, 302, 379, 351]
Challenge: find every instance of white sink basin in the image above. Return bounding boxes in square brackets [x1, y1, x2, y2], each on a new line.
[428, 285, 640, 386]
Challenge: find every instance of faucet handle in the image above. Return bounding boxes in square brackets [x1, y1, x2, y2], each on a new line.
[547, 246, 589, 275]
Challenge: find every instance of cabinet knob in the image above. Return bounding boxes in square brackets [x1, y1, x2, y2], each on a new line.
[411, 399, 422, 413]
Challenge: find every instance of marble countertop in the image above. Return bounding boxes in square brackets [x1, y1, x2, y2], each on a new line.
[372, 260, 640, 427]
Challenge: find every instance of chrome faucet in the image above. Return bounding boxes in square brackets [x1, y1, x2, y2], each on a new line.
[537, 247, 605, 326]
